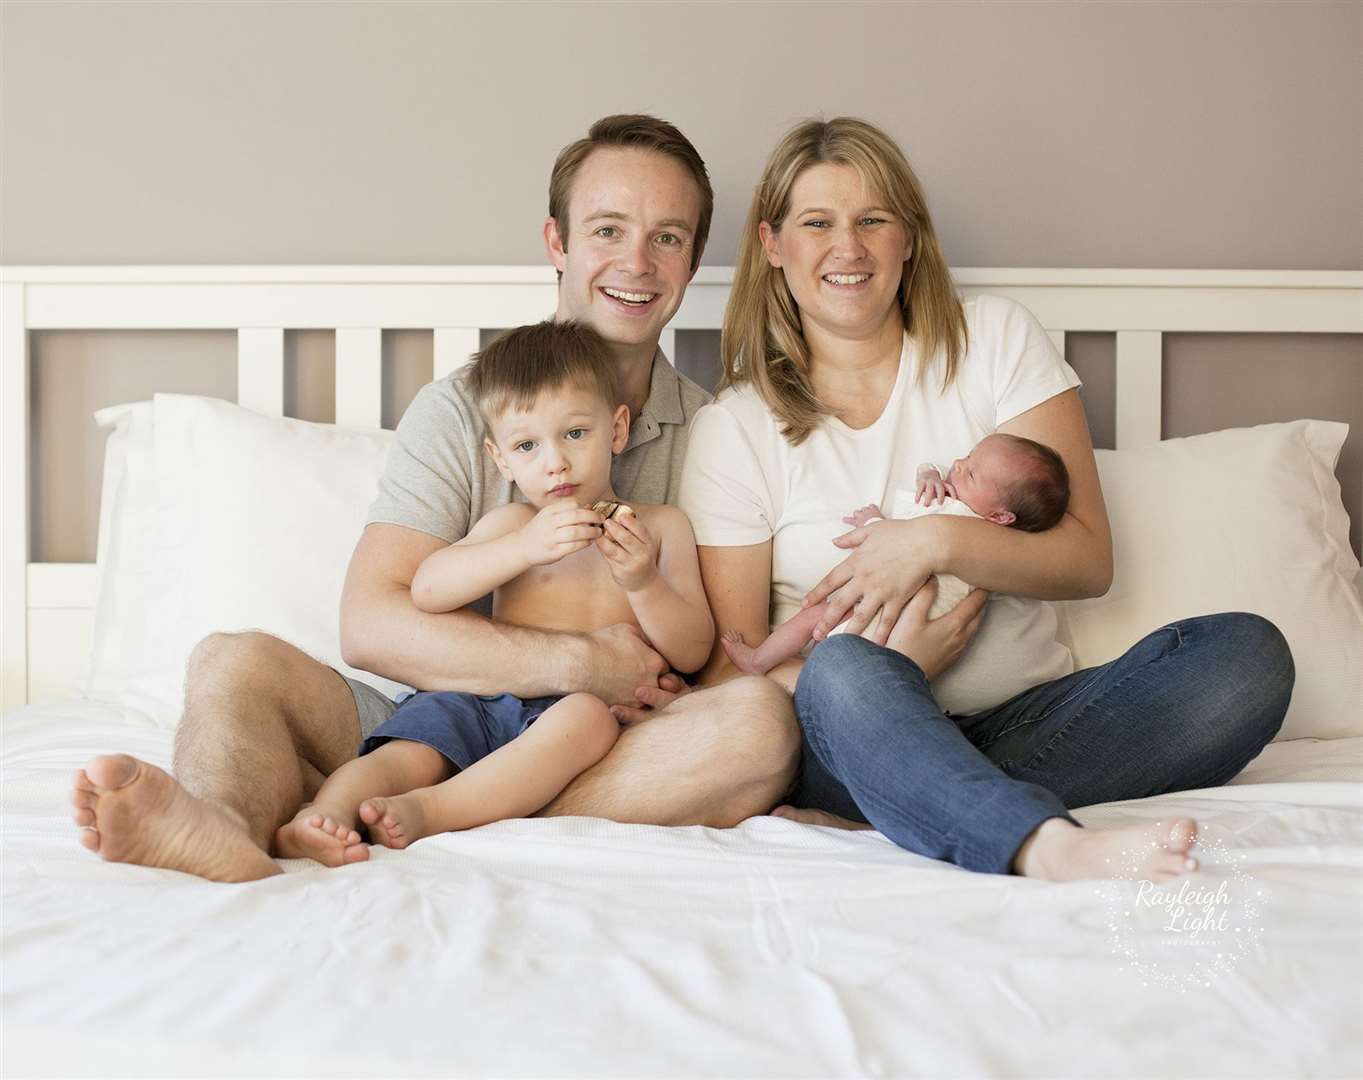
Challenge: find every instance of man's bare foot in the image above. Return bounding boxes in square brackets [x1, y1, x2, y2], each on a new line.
[274, 808, 368, 867]
[70, 754, 279, 882]
[721, 630, 764, 676]
[771, 804, 874, 831]
[1014, 816, 1200, 883]
[359, 793, 431, 850]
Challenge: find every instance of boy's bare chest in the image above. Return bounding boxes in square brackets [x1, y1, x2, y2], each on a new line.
[494, 545, 635, 634]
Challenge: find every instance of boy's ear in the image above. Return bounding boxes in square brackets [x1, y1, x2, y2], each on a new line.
[986, 508, 1017, 527]
[610, 403, 630, 455]
[484, 437, 516, 483]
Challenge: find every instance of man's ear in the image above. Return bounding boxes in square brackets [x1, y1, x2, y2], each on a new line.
[484, 437, 516, 483]
[610, 404, 630, 454]
[544, 216, 567, 273]
[758, 220, 782, 268]
[987, 508, 1016, 527]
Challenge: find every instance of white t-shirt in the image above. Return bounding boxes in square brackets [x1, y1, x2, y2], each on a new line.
[679, 294, 1082, 716]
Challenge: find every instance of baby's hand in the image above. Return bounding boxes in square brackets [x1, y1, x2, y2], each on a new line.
[842, 504, 887, 528]
[518, 500, 604, 566]
[916, 469, 949, 506]
[597, 511, 660, 592]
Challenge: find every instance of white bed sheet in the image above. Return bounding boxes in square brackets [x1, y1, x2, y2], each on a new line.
[3, 701, 1361, 1079]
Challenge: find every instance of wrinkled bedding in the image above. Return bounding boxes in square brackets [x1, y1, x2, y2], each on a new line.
[3, 702, 1361, 1079]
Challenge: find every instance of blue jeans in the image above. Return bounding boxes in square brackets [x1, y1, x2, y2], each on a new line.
[791, 613, 1294, 875]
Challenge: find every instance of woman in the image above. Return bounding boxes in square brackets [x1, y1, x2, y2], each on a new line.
[676, 117, 1294, 882]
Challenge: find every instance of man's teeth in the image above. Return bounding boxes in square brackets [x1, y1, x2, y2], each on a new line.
[823, 273, 871, 285]
[603, 287, 656, 304]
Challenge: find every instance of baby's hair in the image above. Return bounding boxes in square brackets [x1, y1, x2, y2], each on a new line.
[467, 320, 619, 424]
[995, 434, 1070, 532]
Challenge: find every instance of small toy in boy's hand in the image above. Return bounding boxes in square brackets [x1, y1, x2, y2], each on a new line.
[592, 499, 634, 521]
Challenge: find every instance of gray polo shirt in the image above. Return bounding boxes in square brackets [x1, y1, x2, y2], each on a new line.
[367, 351, 712, 544]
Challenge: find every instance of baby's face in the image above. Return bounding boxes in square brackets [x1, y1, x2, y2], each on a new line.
[946, 435, 1021, 520]
[484, 383, 628, 509]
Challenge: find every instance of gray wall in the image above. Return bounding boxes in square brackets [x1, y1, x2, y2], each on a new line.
[4, 0, 1361, 561]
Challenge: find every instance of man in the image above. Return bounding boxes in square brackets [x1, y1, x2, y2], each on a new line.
[69, 116, 800, 881]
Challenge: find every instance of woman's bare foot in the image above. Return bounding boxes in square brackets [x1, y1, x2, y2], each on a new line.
[274, 808, 368, 867]
[1014, 816, 1200, 883]
[721, 630, 763, 676]
[359, 793, 431, 850]
[771, 804, 874, 831]
[70, 754, 279, 882]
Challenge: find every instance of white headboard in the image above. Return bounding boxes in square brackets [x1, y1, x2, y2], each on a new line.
[3, 266, 1360, 710]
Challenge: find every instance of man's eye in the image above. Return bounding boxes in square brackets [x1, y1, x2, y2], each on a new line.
[595, 226, 618, 239]
[656, 233, 679, 246]
[566, 428, 585, 440]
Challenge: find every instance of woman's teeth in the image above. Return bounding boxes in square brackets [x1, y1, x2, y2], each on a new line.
[823, 273, 871, 285]
[603, 287, 656, 305]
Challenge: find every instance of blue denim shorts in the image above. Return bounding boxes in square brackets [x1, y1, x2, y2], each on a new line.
[360, 690, 563, 772]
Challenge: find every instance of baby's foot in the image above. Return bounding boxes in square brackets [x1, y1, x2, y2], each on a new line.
[1017, 816, 1200, 883]
[721, 629, 764, 676]
[359, 794, 430, 850]
[771, 805, 874, 831]
[274, 808, 368, 867]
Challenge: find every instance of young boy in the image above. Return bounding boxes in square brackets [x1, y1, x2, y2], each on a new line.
[276, 321, 714, 861]
[721, 432, 1069, 676]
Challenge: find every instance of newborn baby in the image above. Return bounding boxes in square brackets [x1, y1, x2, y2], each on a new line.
[722, 432, 1070, 676]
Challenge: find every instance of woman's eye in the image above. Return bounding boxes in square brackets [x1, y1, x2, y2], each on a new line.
[566, 428, 585, 440]
[860, 217, 887, 227]
[803, 220, 830, 229]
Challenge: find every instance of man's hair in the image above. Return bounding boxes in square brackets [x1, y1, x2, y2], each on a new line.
[548, 114, 713, 272]
[468, 320, 619, 425]
[996, 434, 1071, 532]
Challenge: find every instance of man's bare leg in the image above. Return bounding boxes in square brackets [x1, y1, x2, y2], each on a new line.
[540, 676, 800, 827]
[70, 632, 364, 880]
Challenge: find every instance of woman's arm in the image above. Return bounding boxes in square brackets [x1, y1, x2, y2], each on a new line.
[694, 541, 807, 692]
[805, 388, 1112, 640]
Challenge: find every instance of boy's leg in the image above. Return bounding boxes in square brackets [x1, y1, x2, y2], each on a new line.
[70, 631, 367, 881]
[361, 693, 618, 847]
[539, 675, 801, 828]
[275, 739, 451, 864]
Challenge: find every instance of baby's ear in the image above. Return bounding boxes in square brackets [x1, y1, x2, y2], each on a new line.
[987, 508, 1017, 527]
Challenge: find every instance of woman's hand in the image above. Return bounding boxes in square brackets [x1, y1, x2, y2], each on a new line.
[803, 516, 944, 644]
[884, 579, 989, 681]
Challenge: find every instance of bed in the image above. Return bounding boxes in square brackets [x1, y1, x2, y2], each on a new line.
[3, 266, 1362, 1079]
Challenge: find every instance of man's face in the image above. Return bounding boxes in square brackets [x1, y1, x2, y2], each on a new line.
[545, 147, 702, 353]
[484, 383, 629, 510]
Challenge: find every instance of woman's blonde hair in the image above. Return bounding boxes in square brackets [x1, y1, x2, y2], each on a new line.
[722, 117, 967, 445]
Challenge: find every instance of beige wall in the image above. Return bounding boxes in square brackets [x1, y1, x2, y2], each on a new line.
[5, 0, 1361, 561]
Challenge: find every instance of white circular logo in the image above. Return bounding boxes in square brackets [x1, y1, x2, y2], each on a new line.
[1093, 826, 1265, 992]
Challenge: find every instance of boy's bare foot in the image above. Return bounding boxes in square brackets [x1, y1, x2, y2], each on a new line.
[721, 630, 763, 676]
[1014, 816, 1200, 883]
[70, 754, 279, 882]
[274, 809, 368, 867]
[359, 793, 431, 850]
[771, 805, 874, 830]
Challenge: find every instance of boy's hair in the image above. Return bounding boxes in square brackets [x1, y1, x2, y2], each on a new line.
[467, 320, 619, 425]
[548, 114, 713, 272]
[996, 434, 1071, 532]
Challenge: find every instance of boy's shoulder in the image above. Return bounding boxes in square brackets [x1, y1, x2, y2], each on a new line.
[627, 502, 696, 546]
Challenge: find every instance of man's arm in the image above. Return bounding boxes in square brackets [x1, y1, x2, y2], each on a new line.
[339, 522, 667, 703]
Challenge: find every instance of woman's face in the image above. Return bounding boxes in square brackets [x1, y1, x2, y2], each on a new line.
[759, 162, 913, 344]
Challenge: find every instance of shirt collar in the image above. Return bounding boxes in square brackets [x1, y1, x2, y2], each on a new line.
[625, 347, 685, 450]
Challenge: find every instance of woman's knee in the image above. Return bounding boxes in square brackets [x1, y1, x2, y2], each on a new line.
[794, 635, 927, 727]
[1174, 612, 1294, 753]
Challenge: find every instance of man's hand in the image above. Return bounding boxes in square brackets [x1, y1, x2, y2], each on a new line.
[517, 500, 605, 566]
[596, 511, 660, 592]
[916, 466, 952, 506]
[608, 672, 692, 725]
[884, 579, 989, 681]
[583, 623, 669, 707]
[803, 516, 944, 644]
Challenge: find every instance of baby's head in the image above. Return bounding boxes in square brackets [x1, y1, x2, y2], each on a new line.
[470, 320, 628, 510]
[946, 433, 1070, 531]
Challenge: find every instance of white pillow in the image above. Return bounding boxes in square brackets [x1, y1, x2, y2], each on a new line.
[1055, 420, 1362, 742]
[87, 395, 408, 726]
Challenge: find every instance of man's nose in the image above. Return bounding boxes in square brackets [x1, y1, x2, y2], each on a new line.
[616, 232, 655, 275]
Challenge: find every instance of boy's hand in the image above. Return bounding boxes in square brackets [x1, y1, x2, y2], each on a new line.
[916, 468, 950, 506]
[517, 500, 605, 566]
[597, 511, 660, 592]
[842, 504, 887, 528]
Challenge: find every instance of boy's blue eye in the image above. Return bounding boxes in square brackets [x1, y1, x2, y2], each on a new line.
[514, 441, 535, 453]
[566, 428, 585, 440]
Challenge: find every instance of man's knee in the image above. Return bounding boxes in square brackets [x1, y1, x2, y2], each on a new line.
[186, 631, 314, 700]
[710, 675, 800, 784]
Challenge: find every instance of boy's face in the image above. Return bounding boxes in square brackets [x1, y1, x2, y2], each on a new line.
[946, 435, 1019, 524]
[545, 147, 702, 354]
[484, 383, 629, 509]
